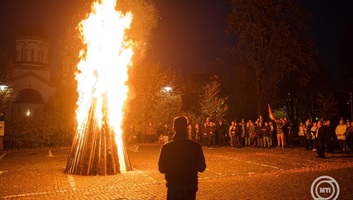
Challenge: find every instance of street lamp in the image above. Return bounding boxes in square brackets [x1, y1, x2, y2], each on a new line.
[163, 86, 172, 93]
[162, 86, 172, 125]
[0, 85, 8, 91]
[26, 108, 31, 117]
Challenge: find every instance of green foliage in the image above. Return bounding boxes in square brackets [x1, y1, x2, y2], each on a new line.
[153, 88, 183, 126]
[199, 76, 228, 121]
[125, 62, 183, 132]
[4, 87, 77, 148]
[183, 111, 203, 125]
[0, 88, 14, 112]
[0, 48, 13, 112]
[5, 113, 74, 149]
[273, 108, 288, 120]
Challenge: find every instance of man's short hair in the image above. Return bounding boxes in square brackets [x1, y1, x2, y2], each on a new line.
[173, 116, 188, 133]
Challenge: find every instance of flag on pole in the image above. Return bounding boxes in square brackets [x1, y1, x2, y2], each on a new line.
[268, 104, 276, 121]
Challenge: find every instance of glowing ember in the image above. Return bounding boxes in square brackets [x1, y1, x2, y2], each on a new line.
[66, 0, 133, 175]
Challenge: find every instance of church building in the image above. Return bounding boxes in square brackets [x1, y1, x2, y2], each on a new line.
[9, 23, 57, 117]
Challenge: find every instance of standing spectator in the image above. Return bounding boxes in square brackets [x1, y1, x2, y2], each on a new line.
[217, 120, 227, 147]
[298, 122, 305, 147]
[346, 121, 353, 152]
[229, 121, 237, 148]
[311, 122, 318, 151]
[162, 124, 171, 144]
[249, 121, 256, 147]
[263, 122, 271, 148]
[269, 121, 274, 147]
[256, 122, 263, 148]
[244, 121, 250, 147]
[282, 118, 289, 147]
[325, 120, 335, 153]
[335, 119, 347, 153]
[157, 123, 164, 145]
[158, 116, 206, 200]
[316, 120, 326, 158]
[208, 122, 216, 148]
[237, 122, 244, 147]
[201, 122, 209, 147]
[240, 119, 246, 147]
[287, 122, 294, 148]
[214, 122, 219, 146]
[276, 119, 285, 149]
[194, 123, 201, 144]
[304, 119, 313, 150]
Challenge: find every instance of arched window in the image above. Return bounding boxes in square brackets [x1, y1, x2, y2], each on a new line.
[31, 48, 34, 61]
[21, 48, 24, 60]
[24, 49, 27, 60]
[37, 50, 40, 61]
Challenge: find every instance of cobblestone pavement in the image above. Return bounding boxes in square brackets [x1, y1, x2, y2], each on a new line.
[0, 144, 353, 199]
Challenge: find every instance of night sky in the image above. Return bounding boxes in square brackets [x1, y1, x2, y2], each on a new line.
[302, 0, 353, 80]
[0, 0, 352, 77]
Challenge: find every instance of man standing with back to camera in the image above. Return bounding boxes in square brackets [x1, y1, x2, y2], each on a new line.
[158, 116, 206, 200]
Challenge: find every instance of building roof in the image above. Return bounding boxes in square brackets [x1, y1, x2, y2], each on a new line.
[16, 23, 48, 39]
[13, 88, 45, 104]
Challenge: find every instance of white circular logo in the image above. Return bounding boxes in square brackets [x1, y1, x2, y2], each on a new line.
[311, 176, 340, 200]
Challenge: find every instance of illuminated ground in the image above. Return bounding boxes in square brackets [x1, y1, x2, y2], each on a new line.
[0, 144, 352, 199]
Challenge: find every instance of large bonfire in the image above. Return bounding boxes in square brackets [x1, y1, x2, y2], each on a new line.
[65, 0, 133, 175]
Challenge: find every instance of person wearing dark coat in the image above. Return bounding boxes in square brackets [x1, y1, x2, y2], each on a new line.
[158, 116, 206, 200]
[317, 121, 326, 158]
[217, 120, 227, 147]
[325, 120, 335, 153]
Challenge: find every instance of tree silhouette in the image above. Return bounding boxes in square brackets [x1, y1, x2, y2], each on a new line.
[226, 0, 319, 116]
[199, 76, 228, 121]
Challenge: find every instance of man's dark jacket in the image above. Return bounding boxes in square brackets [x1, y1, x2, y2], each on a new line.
[158, 134, 206, 189]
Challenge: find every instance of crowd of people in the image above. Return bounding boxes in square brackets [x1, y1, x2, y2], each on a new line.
[133, 116, 353, 158]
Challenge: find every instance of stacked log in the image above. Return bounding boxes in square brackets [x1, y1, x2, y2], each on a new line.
[65, 99, 131, 175]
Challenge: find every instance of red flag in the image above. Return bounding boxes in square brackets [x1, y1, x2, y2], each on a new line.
[268, 104, 276, 121]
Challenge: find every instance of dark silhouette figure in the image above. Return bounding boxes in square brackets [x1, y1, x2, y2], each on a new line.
[317, 121, 326, 158]
[158, 116, 206, 200]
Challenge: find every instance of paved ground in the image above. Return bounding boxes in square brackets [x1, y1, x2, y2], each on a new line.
[0, 144, 353, 199]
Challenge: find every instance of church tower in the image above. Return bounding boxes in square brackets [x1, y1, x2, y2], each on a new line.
[9, 23, 57, 117]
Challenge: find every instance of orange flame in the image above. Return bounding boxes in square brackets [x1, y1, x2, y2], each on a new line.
[75, 0, 133, 172]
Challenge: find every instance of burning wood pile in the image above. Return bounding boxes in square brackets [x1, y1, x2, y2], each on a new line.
[65, 0, 134, 175]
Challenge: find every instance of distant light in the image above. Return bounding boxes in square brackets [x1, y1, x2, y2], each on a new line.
[0, 85, 8, 91]
[163, 86, 172, 93]
[26, 108, 31, 117]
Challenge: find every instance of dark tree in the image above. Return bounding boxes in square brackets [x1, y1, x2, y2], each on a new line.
[126, 61, 183, 130]
[338, 19, 353, 89]
[0, 48, 13, 112]
[226, 0, 319, 117]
